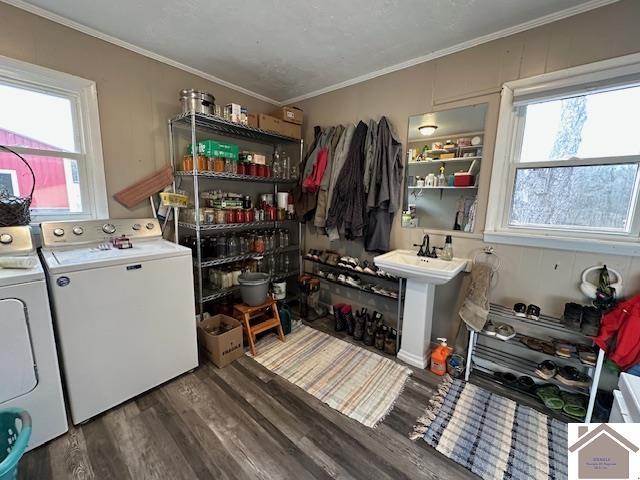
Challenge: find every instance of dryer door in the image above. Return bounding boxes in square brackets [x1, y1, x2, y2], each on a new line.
[0, 298, 37, 402]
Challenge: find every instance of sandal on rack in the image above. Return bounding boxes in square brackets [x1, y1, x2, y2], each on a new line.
[560, 391, 587, 421]
[556, 366, 592, 388]
[495, 324, 516, 341]
[520, 336, 542, 351]
[535, 360, 557, 380]
[535, 384, 565, 410]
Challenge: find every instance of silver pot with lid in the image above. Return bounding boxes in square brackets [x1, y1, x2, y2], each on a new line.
[179, 89, 215, 115]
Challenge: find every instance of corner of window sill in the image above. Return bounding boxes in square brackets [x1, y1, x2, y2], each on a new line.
[483, 230, 640, 257]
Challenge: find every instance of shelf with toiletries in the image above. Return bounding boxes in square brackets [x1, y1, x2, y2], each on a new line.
[403, 103, 487, 233]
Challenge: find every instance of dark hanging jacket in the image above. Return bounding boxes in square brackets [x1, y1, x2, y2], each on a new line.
[326, 121, 368, 239]
[365, 116, 404, 252]
[294, 126, 322, 222]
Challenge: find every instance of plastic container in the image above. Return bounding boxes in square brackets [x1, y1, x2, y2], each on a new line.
[430, 338, 449, 376]
[0, 409, 31, 480]
[454, 172, 475, 187]
[238, 272, 270, 306]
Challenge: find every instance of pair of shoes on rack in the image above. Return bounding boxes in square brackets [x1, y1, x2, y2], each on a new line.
[563, 302, 602, 335]
[371, 285, 398, 298]
[305, 249, 323, 261]
[483, 320, 515, 341]
[534, 360, 592, 387]
[513, 302, 541, 320]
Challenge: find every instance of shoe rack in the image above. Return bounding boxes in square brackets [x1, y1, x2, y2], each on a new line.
[302, 255, 405, 354]
[465, 303, 605, 423]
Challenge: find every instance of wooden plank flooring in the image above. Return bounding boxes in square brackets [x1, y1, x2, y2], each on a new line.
[19, 319, 478, 480]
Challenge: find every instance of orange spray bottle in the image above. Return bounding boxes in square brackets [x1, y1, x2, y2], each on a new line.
[430, 338, 449, 376]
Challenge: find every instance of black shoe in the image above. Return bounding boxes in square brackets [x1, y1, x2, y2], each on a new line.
[563, 302, 582, 330]
[517, 375, 535, 392]
[513, 302, 527, 317]
[342, 305, 355, 336]
[363, 320, 375, 346]
[353, 308, 366, 341]
[333, 304, 347, 332]
[526, 304, 541, 320]
[384, 328, 397, 355]
[581, 306, 601, 336]
[375, 324, 387, 350]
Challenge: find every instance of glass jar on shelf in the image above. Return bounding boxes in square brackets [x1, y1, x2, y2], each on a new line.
[227, 235, 239, 256]
[254, 234, 266, 254]
[264, 231, 275, 252]
[216, 235, 228, 257]
[181, 155, 193, 171]
[280, 229, 289, 248]
[267, 255, 277, 275]
[282, 154, 290, 180]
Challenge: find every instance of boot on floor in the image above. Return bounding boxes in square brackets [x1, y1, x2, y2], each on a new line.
[341, 305, 355, 336]
[333, 304, 347, 332]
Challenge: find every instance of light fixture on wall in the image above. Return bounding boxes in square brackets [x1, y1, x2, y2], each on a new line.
[418, 125, 438, 136]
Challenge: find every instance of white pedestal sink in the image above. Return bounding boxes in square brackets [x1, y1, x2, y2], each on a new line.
[374, 249, 469, 369]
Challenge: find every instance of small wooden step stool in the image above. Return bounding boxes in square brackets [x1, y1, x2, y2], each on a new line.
[233, 298, 285, 356]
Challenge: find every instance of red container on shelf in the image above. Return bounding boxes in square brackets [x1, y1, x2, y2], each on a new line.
[236, 209, 246, 223]
[245, 208, 255, 222]
[265, 205, 276, 221]
[248, 163, 257, 177]
[265, 165, 272, 177]
[238, 163, 247, 175]
[454, 173, 475, 187]
[257, 164, 266, 177]
[225, 210, 235, 224]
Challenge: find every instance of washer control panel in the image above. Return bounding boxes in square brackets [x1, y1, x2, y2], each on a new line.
[0, 226, 35, 255]
[40, 218, 162, 246]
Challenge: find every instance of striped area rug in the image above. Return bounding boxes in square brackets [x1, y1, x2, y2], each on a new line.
[410, 377, 568, 480]
[249, 325, 412, 427]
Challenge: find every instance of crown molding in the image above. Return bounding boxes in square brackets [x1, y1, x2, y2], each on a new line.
[0, 0, 281, 105]
[280, 0, 619, 104]
[2, 0, 619, 106]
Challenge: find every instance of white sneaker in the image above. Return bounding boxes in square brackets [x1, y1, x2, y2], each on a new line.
[346, 276, 361, 287]
[337, 274, 347, 283]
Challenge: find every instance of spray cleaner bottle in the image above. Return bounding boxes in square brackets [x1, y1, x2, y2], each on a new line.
[430, 337, 449, 376]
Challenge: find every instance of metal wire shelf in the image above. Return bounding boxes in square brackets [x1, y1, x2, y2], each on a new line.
[202, 270, 299, 302]
[170, 112, 301, 144]
[199, 245, 299, 268]
[175, 170, 298, 184]
[178, 219, 297, 232]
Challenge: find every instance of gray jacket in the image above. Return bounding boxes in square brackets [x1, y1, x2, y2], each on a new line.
[365, 116, 404, 252]
[363, 118, 378, 194]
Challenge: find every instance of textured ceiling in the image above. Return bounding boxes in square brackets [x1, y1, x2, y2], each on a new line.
[16, 0, 608, 102]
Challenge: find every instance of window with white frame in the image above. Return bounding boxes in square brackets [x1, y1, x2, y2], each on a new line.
[485, 53, 640, 255]
[0, 55, 107, 222]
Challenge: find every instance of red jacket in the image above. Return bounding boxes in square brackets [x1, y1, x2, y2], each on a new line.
[593, 295, 640, 370]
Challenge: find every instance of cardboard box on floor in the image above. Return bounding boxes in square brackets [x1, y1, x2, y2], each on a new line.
[271, 106, 303, 125]
[253, 113, 302, 139]
[197, 314, 244, 368]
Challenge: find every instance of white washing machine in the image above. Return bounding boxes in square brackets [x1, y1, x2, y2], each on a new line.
[0, 226, 68, 450]
[610, 372, 640, 423]
[40, 218, 198, 425]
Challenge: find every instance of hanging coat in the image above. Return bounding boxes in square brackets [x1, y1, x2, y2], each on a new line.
[364, 116, 404, 252]
[594, 294, 640, 370]
[326, 121, 368, 240]
[313, 125, 344, 228]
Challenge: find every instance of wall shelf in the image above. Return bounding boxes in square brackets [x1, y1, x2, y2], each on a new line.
[178, 219, 297, 232]
[408, 156, 481, 164]
[199, 245, 299, 268]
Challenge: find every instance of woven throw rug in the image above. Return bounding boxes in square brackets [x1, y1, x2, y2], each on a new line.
[249, 325, 411, 427]
[410, 376, 568, 480]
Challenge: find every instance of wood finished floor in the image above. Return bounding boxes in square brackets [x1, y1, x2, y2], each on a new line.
[19, 319, 478, 480]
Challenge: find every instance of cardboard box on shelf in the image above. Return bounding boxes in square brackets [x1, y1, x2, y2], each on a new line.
[440, 152, 455, 159]
[247, 113, 258, 128]
[271, 106, 303, 125]
[197, 314, 244, 368]
[280, 121, 302, 139]
[255, 114, 301, 139]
